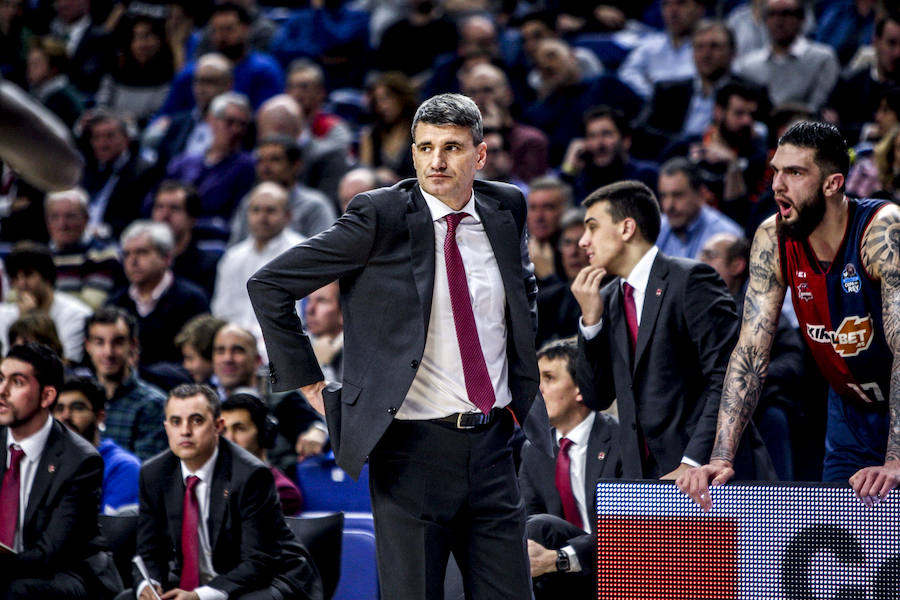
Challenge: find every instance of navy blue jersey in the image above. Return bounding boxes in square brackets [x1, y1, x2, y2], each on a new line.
[779, 198, 892, 408]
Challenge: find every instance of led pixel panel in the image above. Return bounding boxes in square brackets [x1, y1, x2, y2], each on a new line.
[594, 481, 900, 599]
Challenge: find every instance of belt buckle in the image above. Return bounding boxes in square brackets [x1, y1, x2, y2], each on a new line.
[456, 413, 477, 429]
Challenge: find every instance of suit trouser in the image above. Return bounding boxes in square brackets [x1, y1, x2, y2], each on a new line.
[2, 572, 89, 599]
[368, 411, 533, 600]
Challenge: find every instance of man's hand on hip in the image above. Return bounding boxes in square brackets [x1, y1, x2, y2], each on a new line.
[301, 380, 327, 416]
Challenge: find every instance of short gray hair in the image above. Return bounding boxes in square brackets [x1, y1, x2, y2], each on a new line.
[411, 93, 483, 145]
[209, 91, 251, 119]
[45, 187, 89, 213]
[121, 220, 175, 256]
[529, 175, 573, 207]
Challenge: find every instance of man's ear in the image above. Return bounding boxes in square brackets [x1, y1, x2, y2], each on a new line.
[40, 386, 57, 410]
[621, 217, 638, 242]
[728, 257, 747, 279]
[822, 172, 845, 196]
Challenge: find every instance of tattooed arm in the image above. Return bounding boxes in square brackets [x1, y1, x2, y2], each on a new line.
[850, 204, 900, 505]
[677, 217, 786, 510]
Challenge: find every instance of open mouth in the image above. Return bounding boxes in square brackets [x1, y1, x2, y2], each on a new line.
[775, 197, 793, 218]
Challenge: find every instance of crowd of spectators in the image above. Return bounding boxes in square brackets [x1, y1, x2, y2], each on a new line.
[0, 0, 899, 594]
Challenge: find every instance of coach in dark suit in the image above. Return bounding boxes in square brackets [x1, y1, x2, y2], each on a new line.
[572, 181, 773, 480]
[248, 93, 552, 600]
[134, 383, 321, 600]
[0, 343, 120, 599]
[519, 339, 621, 599]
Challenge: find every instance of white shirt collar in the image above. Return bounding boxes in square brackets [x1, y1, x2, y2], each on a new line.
[5, 413, 54, 457]
[420, 187, 481, 224]
[622, 245, 659, 296]
[555, 411, 595, 447]
[180, 445, 219, 483]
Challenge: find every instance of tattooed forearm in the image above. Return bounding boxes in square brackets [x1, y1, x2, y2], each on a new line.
[710, 344, 770, 463]
[887, 366, 900, 463]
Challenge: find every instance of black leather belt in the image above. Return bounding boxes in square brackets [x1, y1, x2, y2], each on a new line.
[430, 408, 503, 430]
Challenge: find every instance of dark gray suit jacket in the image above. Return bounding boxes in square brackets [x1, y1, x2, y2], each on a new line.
[576, 252, 774, 479]
[519, 412, 622, 569]
[248, 178, 553, 478]
[134, 437, 321, 598]
[0, 419, 119, 595]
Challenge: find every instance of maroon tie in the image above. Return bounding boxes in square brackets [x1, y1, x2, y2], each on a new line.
[555, 438, 583, 529]
[623, 282, 638, 359]
[0, 445, 25, 548]
[180, 475, 201, 591]
[444, 212, 496, 415]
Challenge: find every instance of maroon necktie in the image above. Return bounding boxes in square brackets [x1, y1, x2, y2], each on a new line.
[623, 282, 638, 359]
[555, 438, 582, 529]
[180, 475, 201, 591]
[0, 445, 25, 548]
[444, 212, 496, 415]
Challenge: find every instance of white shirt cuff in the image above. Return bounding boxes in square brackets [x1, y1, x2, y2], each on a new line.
[136, 580, 159, 599]
[579, 317, 603, 340]
[681, 456, 701, 468]
[195, 585, 228, 600]
[562, 544, 582, 573]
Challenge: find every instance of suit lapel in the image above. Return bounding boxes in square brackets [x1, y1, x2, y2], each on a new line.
[24, 422, 63, 527]
[583, 417, 612, 524]
[633, 255, 668, 373]
[476, 194, 520, 302]
[166, 461, 185, 554]
[407, 188, 436, 332]
[207, 441, 230, 552]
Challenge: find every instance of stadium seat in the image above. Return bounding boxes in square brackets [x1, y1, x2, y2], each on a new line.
[285, 513, 344, 600]
[295, 451, 372, 512]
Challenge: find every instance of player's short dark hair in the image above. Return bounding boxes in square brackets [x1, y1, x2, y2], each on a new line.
[583, 180, 661, 244]
[536, 338, 578, 382]
[583, 105, 630, 138]
[156, 180, 203, 218]
[777, 121, 850, 178]
[222, 393, 268, 437]
[660, 157, 705, 191]
[6, 342, 64, 395]
[85, 306, 139, 341]
[167, 383, 221, 419]
[6, 242, 57, 285]
[60, 375, 107, 413]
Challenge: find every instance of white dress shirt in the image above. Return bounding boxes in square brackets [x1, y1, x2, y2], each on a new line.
[4, 414, 54, 552]
[400, 189, 512, 419]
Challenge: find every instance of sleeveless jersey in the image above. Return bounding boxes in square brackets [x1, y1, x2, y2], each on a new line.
[779, 198, 892, 407]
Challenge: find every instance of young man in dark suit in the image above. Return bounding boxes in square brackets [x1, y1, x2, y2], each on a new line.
[134, 384, 321, 600]
[520, 338, 621, 599]
[248, 93, 552, 599]
[0, 343, 119, 599]
[571, 180, 773, 481]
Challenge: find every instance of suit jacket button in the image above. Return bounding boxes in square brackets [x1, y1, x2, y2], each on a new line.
[270, 375, 278, 383]
[410, 359, 419, 368]
[387, 407, 398, 415]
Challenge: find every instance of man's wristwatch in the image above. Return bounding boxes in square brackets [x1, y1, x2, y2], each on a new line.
[556, 549, 570, 573]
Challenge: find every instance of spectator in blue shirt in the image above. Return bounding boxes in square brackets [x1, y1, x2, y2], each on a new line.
[53, 375, 141, 515]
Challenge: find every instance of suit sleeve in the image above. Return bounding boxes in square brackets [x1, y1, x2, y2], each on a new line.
[247, 195, 378, 391]
[9, 451, 103, 576]
[517, 444, 547, 516]
[681, 264, 740, 464]
[575, 325, 617, 412]
[134, 463, 173, 587]
[207, 466, 283, 595]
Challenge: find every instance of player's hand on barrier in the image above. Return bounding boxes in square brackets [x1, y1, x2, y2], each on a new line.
[660, 462, 694, 480]
[675, 460, 735, 512]
[849, 459, 900, 507]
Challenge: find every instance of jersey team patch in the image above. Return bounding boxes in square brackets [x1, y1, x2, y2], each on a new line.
[805, 315, 874, 357]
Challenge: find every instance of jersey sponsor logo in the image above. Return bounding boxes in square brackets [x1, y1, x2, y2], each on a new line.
[841, 263, 861, 293]
[805, 315, 874, 357]
[797, 270, 808, 278]
[797, 283, 813, 301]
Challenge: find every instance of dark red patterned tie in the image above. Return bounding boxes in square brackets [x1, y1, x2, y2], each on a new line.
[0, 445, 25, 548]
[623, 282, 638, 359]
[444, 212, 496, 415]
[555, 438, 583, 529]
[180, 475, 201, 591]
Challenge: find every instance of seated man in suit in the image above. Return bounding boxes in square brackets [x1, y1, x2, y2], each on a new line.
[520, 338, 621, 599]
[0, 343, 119, 599]
[134, 383, 322, 600]
[572, 180, 774, 481]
